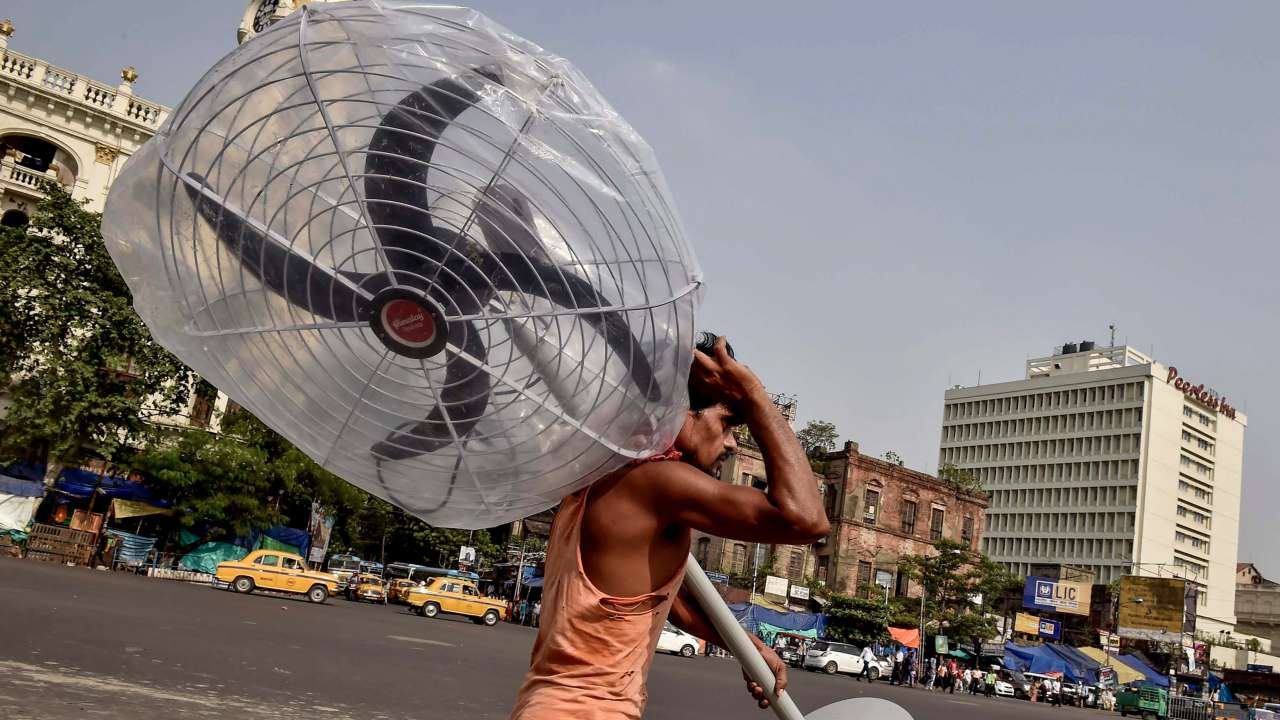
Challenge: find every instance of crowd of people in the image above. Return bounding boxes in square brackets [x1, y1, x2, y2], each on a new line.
[507, 598, 542, 627]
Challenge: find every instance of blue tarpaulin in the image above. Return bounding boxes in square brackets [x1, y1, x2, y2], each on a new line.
[3, 462, 170, 506]
[54, 467, 170, 506]
[0, 474, 43, 498]
[1003, 642, 1099, 684]
[728, 603, 827, 638]
[259, 526, 309, 559]
[105, 528, 157, 565]
[1117, 653, 1170, 688]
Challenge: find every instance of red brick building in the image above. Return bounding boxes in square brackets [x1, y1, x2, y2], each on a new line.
[816, 441, 988, 598]
[692, 438, 988, 603]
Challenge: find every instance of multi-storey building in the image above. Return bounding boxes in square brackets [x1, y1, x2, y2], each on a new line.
[694, 438, 988, 602]
[815, 441, 988, 598]
[0, 20, 229, 432]
[0, 20, 166, 222]
[939, 342, 1246, 633]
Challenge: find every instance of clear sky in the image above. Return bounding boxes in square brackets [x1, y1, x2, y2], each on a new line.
[7, 1, 1277, 575]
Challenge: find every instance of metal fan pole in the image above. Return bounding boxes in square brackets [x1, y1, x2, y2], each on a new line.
[684, 554, 805, 720]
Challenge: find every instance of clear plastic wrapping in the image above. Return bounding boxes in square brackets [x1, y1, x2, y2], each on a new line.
[103, 1, 702, 529]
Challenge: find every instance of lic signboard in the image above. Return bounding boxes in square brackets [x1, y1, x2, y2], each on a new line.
[1023, 576, 1091, 617]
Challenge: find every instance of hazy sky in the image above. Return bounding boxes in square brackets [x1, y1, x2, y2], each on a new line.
[7, 2, 1277, 574]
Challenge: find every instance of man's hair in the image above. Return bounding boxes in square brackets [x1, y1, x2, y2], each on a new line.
[688, 331, 734, 412]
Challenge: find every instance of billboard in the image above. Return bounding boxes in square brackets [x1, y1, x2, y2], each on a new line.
[1023, 576, 1091, 616]
[306, 501, 335, 564]
[1118, 576, 1186, 642]
[1015, 612, 1060, 639]
[764, 575, 789, 597]
[789, 585, 811, 600]
[1014, 612, 1041, 635]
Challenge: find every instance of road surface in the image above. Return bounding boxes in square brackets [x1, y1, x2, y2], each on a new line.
[0, 557, 1106, 719]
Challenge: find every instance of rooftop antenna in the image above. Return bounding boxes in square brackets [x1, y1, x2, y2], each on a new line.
[1109, 323, 1116, 347]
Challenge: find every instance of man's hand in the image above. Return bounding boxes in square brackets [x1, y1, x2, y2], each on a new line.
[691, 336, 765, 414]
[742, 634, 788, 710]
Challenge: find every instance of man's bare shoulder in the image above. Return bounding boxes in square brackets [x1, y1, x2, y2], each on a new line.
[617, 459, 716, 500]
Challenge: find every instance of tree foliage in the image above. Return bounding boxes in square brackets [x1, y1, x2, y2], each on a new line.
[937, 463, 986, 496]
[131, 409, 508, 565]
[0, 183, 193, 478]
[898, 539, 1021, 651]
[825, 594, 891, 646]
[796, 420, 839, 459]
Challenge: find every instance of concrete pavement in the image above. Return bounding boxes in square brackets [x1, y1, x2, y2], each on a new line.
[0, 557, 1107, 719]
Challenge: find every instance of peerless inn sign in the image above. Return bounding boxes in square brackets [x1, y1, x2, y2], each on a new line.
[1166, 367, 1238, 421]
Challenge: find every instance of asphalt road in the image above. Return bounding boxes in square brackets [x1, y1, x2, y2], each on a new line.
[0, 557, 1111, 720]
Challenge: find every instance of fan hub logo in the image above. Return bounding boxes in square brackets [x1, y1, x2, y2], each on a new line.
[383, 299, 435, 345]
[369, 290, 448, 359]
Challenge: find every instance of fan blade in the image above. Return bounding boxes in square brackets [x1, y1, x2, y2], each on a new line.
[491, 254, 661, 402]
[181, 173, 372, 322]
[474, 184, 662, 403]
[370, 319, 491, 461]
[364, 70, 502, 279]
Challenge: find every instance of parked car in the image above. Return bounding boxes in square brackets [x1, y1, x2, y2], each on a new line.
[772, 632, 813, 668]
[212, 549, 341, 604]
[803, 641, 880, 679]
[387, 579, 418, 604]
[656, 623, 703, 658]
[404, 577, 506, 626]
[999, 669, 1031, 699]
[347, 574, 388, 603]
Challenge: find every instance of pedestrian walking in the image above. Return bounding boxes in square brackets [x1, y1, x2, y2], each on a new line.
[892, 646, 905, 686]
[984, 669, 997, 698]
[532, 600, 541, 628]
[1051, 678, 1062, 707]
[858, 645, 876, 682]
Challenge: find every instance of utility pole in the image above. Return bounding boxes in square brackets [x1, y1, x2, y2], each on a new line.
[512, 542, 526, 602]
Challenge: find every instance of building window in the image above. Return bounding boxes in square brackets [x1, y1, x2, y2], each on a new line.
[824, 484, 838, 520]
[190, 388, 216, 428]
[863, 490, 879, 525]
[895, 568, 910, 597]
[731, 544, 747, 574]
[743, 473, 767, 491]
[962, 516, 974, 548]
[930, 507, 945, 541]
[817, 556, 829, 584]
[0, 209, 28, 228]
[901, 500, 917, 535]
[857, 561, 872, 596]
[695, 537, 710, 567]
[787, 550, 804, 580]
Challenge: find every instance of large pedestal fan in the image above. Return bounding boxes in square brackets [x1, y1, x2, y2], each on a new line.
[102, 4, 909, 719]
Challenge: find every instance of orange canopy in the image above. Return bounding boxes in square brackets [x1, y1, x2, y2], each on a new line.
[888, 627, 920, 649]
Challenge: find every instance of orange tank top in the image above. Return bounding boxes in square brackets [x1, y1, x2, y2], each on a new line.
[510, 478, 686, 720]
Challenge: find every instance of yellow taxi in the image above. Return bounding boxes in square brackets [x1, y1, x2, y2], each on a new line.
[387, 579, 418, 604]
[347, 573, 388, 604]
[405, 577, 507, 626]
[213, 549, 341, 604]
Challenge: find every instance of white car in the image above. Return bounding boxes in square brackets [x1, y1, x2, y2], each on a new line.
[803, 642, 883, 679]
[994, 679, 1015, 697]
[656, 623, 702, 658]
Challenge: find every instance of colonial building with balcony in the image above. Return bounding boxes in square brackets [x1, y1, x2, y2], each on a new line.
[815, 441, 989, 599]
[0, 19, 167, 225]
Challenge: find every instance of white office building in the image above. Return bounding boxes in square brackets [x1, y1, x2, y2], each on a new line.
[939, 342, 1246, 633]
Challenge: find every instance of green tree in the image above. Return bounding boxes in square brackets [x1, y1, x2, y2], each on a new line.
[0, 183, 194, 482]
[824, 594, 891, 646]
[937, 463, 985, 496]
[882, 451, 904, 466]
[899, 539, 1018, 657]
[796, 420, 839, 459]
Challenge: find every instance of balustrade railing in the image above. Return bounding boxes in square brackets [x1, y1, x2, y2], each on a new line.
[0, 48, 167, 127]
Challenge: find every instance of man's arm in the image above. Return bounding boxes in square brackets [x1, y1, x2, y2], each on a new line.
[645, 338, 829, 543]
[667, 580, 787, 709]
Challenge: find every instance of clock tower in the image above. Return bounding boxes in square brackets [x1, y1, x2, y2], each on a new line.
[237, 0, 347, 45]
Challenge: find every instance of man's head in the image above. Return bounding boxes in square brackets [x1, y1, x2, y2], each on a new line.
[676, 332, 740, 474]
